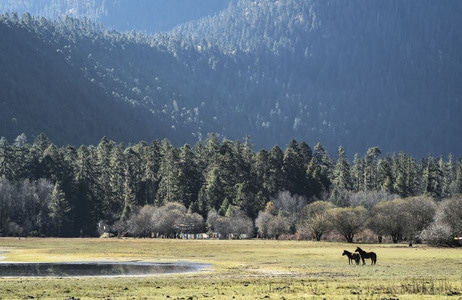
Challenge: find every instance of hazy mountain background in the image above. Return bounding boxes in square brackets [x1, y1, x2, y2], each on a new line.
[1, 0, 461, 158]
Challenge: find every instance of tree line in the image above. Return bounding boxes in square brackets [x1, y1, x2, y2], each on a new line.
[0, 133, 461, 245]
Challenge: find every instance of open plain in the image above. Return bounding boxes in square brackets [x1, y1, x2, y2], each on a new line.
[0, 238, 461, 299]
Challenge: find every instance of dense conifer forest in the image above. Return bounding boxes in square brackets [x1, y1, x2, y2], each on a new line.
[1, 134, 461, 245]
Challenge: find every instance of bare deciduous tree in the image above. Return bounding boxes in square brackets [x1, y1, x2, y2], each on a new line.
[369, 196, 436, 243]
[267, 215, 291, 239]
[420, 195, 462, 246]
[328, 206, 367, 243]
[255, 211, 273, 238]
[299, 200, 335, 241]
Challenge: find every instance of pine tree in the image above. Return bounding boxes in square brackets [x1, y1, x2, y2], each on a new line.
[392, 152, 418, 198]
[73, 145, 98, 235]
[267, 145, 285, 197]
[156, 140, 181, 205]
[142, 140, 162, 205]
[48, 181, 70, 236]
[177, 144, 202, 210]
[121, 147, 143, 220]
[314, 142, 333, 192]
[306, 157, 324, 198]
[440, 155, 454, 198]
[422, 155, 443, 199]
[96, 137, 115, 219]
[364, 146, 381, 191]
[199, 165, 225, 214]
[332, 146, 352, 191]
[377, 154, 394, 193]
[253, 149, 270, 198]
[41, 144, 64, 183]
[452, 157, 462, 194]
[283, 139, 306, 196]
[351, 153, 364, 191]
[109, 144, 126, 219]
[0, 138, 15, 179]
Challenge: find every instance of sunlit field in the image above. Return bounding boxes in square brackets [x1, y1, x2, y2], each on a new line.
[0, 238, 461, 299]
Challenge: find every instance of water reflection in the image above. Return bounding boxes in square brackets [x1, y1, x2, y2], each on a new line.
[0, 261, 209, 277]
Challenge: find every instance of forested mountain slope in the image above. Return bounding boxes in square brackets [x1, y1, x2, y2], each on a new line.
[0, 15, 181, 146]
[1, 0, 461, 158]
[0, 0, 229, 33]
[173, 0, 462, 157]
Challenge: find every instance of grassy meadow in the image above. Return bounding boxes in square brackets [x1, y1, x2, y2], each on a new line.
[0, 238, 461, 299]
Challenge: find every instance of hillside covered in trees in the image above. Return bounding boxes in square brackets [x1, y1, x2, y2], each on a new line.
[1, 0, 461, 158]
[0, 0, 229, 33]
[1, 134, 461, 245]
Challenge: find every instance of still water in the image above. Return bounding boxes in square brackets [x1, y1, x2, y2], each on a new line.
[0, 261, 210, 277]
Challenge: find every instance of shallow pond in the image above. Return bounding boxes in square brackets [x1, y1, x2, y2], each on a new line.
[0, 261, 210, 277]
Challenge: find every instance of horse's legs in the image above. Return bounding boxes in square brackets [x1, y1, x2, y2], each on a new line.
[371, 254, 376, 265]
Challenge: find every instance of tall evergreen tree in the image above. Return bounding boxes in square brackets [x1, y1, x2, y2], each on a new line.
[13, 140, 34, 180]
[314, 142, 333, 192]
[177, 144, 202, 210]
[452, 157, 462, 194]
[0, 138, 15, 180]
[198, 165, 225, 216]
[73, 145, 98, 236]
[233, 139, 253, 184]
[351, 153, 364, 192]
[364, 146, 381, 191]
[392, 152, 418, 198]
[109, 143, 126, 219]
[332, 146, 352, 191]
[377, 154, 394, 193]
[306, 157, 324, 199]
[299, 141, 313, 166]
[96, 137, 115, 219]
[156, 140, 181, 205]
[422, 155, 443, 199]
[253, 149, 270, 198]
[41, 143, 63, 182]
[121, 146, 143, 219]
[283, 139, 306, 196]
[440, 155, 454, 198]
[139, 140, 162, 205]
[267, 145, 285, 197]
[219, 140, 239, 199]
[48, 181, 71, 236]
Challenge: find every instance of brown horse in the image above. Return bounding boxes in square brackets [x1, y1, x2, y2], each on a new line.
[355, 247, 377, 265]
[342, 250, 360, 265]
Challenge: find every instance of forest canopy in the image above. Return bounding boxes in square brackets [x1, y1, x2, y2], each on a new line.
[1, 133, 461, 246]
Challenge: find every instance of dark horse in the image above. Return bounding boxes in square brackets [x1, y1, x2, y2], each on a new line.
[355, 247, 377, 265]
[342, 250, 360, 265]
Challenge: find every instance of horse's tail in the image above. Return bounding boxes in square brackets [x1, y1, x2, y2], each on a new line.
[373, 253, 377, 264]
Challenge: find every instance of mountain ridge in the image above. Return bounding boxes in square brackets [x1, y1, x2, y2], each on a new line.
[1, 0, 461, 158]
[0, 0, 229, 33]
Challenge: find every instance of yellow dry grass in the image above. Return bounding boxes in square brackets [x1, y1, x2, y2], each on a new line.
[0, 238, 461, 299]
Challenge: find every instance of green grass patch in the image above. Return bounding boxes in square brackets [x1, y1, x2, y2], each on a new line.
[1, 238, 461, 299]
